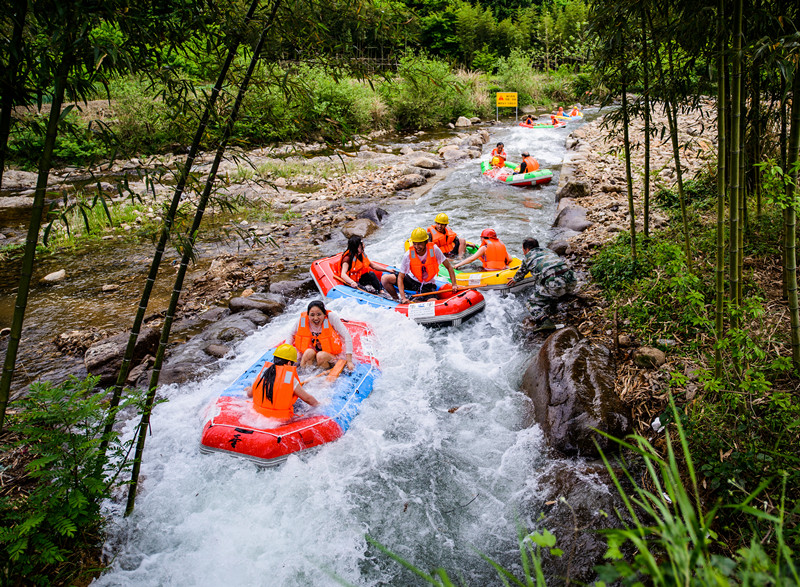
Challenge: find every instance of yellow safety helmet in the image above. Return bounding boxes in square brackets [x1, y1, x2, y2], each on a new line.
[273, 343, 298, 362]
[410, 227, 429, 243]
[434, 213, 449, 225]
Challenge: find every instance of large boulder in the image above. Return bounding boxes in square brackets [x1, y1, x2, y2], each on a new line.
[454, 116, 472, 127]
[410, 156, 443, 170]
[553, 203, 593, 232]
[356, 206, 389, 225]
[529, 461, 635, 584]
[521, 327, 631, 456]
[228, 295, 284, 316]
[84, 327, 160, 385]
[393, 174, 427, 190]
[341, 217, 380, 238]
[556, 180, 591, 201]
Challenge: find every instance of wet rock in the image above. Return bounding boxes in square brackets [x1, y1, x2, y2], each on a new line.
[204, 344, 231, 358]
[520, 327, 631, 456]
[84, 327, 160, 385]
[101, 284, 120, 293]
[440, 148, 469, 162]
[40, 269, 66, 285]
[454, 116, 472, 127]
[356, 206, 388, 225]
[470, 117, 481, 124]
[532, 461, 635, 585]
[342, 217, 379, 238]
[632, 346, 666, 368]
[158, 312, 266, 385]
[556, 180, 591, 201]
[269, 276, 316, 297]
[228, 296, 284, 316]
[479, 130, 490, 143]
[447, 122, 455, 129]
[218, 327, 247, 342]
[548, 240, 570, 256]
[553, 204, 593, 232]
[0, 169, 39, 189]
[393, 174, 427, 190]
[410, 157, 443, 170]
[238, 308, 270, 327]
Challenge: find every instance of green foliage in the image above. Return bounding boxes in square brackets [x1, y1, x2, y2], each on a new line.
[596, 396, 799, 585]
[8, 112, 108, 169]
[654, 174, 717, 212]
[380, 54, 474, 129]
[472, 45, 499, 74]
[0, 377, 144, 585]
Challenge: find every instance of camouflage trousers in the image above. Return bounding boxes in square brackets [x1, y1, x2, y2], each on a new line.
[525, 272, 577, 322]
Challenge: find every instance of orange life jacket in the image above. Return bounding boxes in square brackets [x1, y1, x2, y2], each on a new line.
[252, 363, 298, 419]
[293, 312, 343, 355]
[341, 251, 371, 281]
[491, 148, 506, 164]
[570, 108, 579, 116]
[480, 238, 511, 270]
[427, 224, 457, 254]
[408, 243, 440, 283]
[521, 156, 539, 172]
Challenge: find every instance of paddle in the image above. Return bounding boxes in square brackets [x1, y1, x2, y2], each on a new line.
[326, 359, 347, 382]
[407, 284, 483, 298]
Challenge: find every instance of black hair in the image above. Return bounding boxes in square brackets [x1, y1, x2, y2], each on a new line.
[343, 235, 364, 266]
[254, 355, 292, 404]
[307, 300, 327, 315]
[522, 152, 530, 157]
[496, 142, 504, 148]
[522, 237, 539, 250]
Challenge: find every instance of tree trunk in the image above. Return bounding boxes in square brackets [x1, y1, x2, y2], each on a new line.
[0, 0, 28, 191]
[784, 66, 800, 371]
[622, 79, 637, 261]
[729, 0, 742, 314]
[124, 0, 283, 516]
[714, 0, 726, 378]
[98, 0, 266, 455]
[666, 39, 692, 269]
[0, 59, 69, 430]
[641, 8, 651, 240]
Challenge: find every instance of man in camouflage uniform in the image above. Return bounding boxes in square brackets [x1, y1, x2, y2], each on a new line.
[507, 237, 576, 326]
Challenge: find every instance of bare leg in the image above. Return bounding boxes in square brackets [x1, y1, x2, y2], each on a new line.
[300, 348, 317, 369]
[316, 351, 336, 369]
[381, 273, 398, 299]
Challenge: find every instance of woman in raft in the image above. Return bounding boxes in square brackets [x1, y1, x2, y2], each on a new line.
[339, 235, 385, 293]
[247, 343, 319, 419]
[288, 300, 355, 370]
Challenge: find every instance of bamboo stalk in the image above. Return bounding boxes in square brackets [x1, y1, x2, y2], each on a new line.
[100, 0, 266, 459]
[714, 0, 727, 379]
[0, 58, 69, 430]
[124, 0, 283, 516]
[784, 66, 800, 371]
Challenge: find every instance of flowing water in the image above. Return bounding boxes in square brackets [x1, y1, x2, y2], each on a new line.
[93, 117, 589, 586]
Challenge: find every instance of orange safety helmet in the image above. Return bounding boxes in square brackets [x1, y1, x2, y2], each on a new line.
[480, 229, 497, 240]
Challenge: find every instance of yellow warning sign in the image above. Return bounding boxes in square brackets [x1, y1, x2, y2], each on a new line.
[496, 92, 518, 107]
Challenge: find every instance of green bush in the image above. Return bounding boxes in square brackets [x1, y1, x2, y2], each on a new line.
[8, 112, 108, 169]
[380, 54, 475, 129]
[0, 377, 143, 585]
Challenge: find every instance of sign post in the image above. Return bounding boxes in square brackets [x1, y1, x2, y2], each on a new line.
[496, 92, 518, 122]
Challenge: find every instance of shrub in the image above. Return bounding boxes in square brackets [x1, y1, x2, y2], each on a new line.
[380, 54, 475, 129]
[0, 377, 144, 585]
[8, 112, 108, 169]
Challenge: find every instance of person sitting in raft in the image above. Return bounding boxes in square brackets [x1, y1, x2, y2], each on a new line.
[339, 235, 384, 293]
[522, 115, 535, 125]
[427, 212, 467, 258]
[550, 106, 564, 125]
[383, 227, 460, 303]
[247, 343, 319, 419]
[569, 104, 581, 117]
[490, 142, 507, 167]
[515, 151, 539, 174]
[453, 229, 512, 271]
[288, 300, 355, 370]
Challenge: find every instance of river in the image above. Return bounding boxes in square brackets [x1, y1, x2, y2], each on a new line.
[93, 116, 587, 586]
